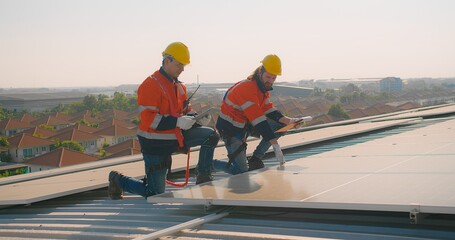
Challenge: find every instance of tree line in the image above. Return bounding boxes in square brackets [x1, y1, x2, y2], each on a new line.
[0, 92, 138, 121]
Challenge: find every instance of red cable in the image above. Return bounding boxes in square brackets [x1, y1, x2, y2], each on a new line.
[165, 148, 190, 187]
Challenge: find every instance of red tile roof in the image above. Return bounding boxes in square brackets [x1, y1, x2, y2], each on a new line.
[56, 123, 98, 134]
[375, 104, 398, 114]
[98, 118, 136, 129]
[348, 109, 368, 119]
[24, 148, 98, 167]
[69, 110, 100, 123]
[22, 126, 56, 139]
[397, 102, 421, 110]
[362, 106, 382, 116]
[8, 133, 54, 148]
[31, 116, 71, 127]
[314, 114, 342, 124]
[47, 112, 72, 122]
[102, 148, 141, 159]
[50, 129, 101, 142]
[93, 125, 136, 137]
[100, 109, 131, 120]
[18, 113, 38, 123]
[0, 118, 33, 130]
[104, 139, 140, 154]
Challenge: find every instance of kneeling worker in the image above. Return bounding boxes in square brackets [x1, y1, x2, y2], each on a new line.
[108, 42, 219, 199]
[215, 54, 311, 174]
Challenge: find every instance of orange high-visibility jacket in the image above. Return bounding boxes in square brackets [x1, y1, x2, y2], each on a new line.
[216, 76, 283, 142]
[137, 68, 191, 153]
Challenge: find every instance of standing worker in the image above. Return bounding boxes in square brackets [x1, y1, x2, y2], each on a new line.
[214, 54, 311, 174]
[108, 42, 219, 200]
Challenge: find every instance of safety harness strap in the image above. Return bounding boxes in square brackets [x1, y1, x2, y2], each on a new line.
[225, 136, 248, 168]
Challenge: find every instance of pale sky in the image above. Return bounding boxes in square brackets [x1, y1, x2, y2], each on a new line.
[1, 0, 454, 88]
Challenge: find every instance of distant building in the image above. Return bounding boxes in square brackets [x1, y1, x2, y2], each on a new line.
[270, 85, 313, 98]
[0, 92, 88, 112]
[380, 77, 403, 92]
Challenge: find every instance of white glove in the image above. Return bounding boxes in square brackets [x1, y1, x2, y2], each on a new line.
[196, 114, 211, 126]
[272, 143, 286, 166]
[176, 115, 196, 130]
[289, 116, 313, 124]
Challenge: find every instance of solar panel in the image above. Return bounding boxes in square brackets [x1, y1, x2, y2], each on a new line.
[372, 104, 455, 121]
[149, 118, 455, 216]
[0, 119, 414, 206]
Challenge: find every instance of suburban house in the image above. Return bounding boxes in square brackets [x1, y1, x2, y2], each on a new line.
[0, 118, 33, 137]
[93, 125, 136, 147]
[49, 129, 103, 154]
[7, 133, 54, 162]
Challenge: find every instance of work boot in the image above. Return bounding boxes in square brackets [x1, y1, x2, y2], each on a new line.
[108, 171, 124, 200]
[248, 156, 264, 171]
[196, 174, 213, 185]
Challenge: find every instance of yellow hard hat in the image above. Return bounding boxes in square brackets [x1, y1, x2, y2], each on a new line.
[162, 42, 190, 65]
[261, 54, 281, 75]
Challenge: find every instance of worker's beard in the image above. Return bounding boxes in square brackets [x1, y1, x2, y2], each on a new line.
[264, 82, 273, 91]
[259, 71, 274, 91]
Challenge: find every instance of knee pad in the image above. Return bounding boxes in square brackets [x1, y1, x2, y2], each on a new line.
[202, 131, 220, 148]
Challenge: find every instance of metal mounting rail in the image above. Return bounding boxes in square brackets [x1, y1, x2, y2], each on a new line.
[133, 210, 229, 240]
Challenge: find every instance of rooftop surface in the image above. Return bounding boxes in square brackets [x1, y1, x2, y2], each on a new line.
[0, 105, 454, 239]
